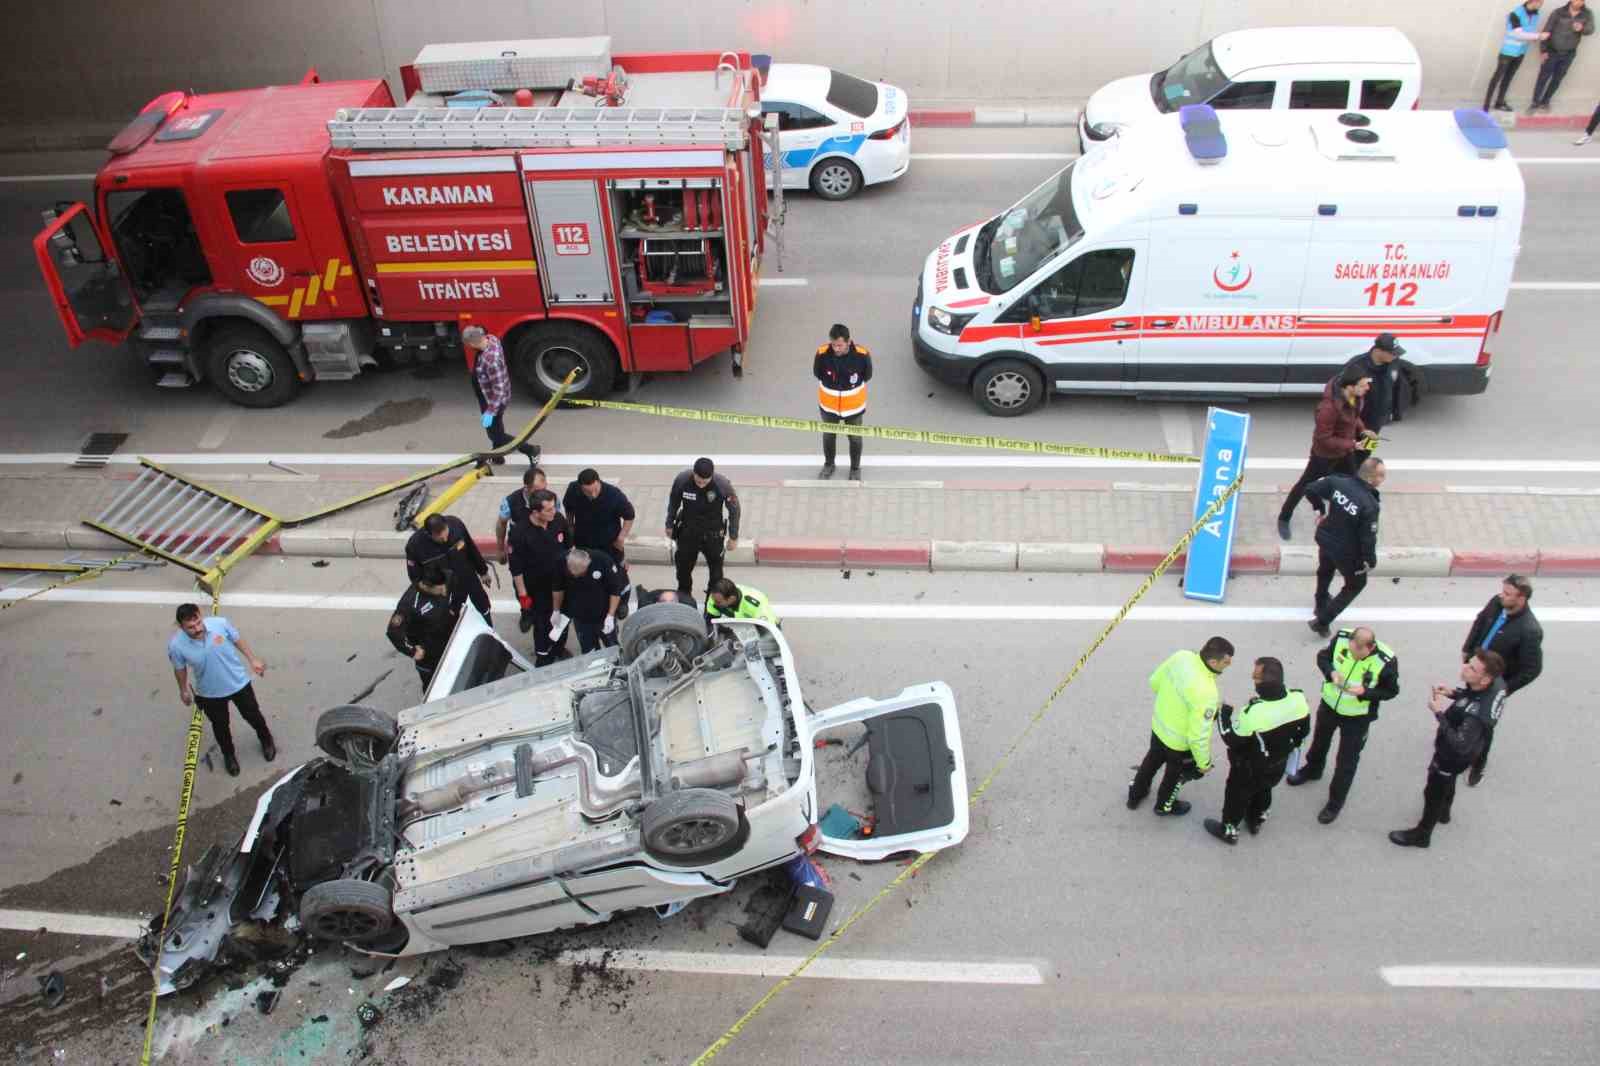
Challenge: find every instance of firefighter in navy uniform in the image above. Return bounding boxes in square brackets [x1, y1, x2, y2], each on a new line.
[1205, 657, 1311, 845]
[405, 513, 492, 623]
[1287, 625, 1400, 824]
[508, 489, 572, 664]
[814, 323, 872, 480]
[665, 457, 741, 598]
[386, 564, 460, 688]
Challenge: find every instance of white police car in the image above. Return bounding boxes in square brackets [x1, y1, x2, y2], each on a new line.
[761, 64, 911, 200]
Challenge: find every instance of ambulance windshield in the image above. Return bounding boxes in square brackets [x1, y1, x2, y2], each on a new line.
[1152, 43, 1230, 113]
[979, 162, 1082, 293]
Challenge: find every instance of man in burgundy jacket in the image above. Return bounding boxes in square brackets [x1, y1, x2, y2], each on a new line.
[1277, 366, 1378, 541]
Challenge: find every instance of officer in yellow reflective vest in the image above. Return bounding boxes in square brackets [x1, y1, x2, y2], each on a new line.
[1127, 636, 1234, 817]
[706, 578, 781, 628]
[1205, 657, 1311, 845]
[1286, 625, 1400, 824]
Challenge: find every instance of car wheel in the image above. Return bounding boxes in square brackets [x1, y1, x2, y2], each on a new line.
[299, 879, 393, 943]
[206, 324, 300, 408]
[642, 788, 743, 863]
[619, 602, 710, 665]
[972, 359, 1044, 417]
[511, 323, 617, 403]
[809, 158, 862, 201]
[314, 704, 398, 765]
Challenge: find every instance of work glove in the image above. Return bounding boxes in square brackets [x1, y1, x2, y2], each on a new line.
[602, 614, 616, 636]
[548, 611, 570, 641]
[481, 411, 495, 429]
[517, 593, 533, 611]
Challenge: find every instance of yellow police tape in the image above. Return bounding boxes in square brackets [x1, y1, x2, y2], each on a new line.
[691, 477, 1242, 1064]
[0, 551, 144, 614]
[568, 398, 1199, 464]
[140, 585, 222, 1066]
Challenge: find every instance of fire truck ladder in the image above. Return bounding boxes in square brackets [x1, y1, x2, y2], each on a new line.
[85, 461, 282, 596]
[328, 106, 750, 150]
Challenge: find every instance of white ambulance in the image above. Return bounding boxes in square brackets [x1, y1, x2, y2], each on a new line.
[911, 107, 1523, 416]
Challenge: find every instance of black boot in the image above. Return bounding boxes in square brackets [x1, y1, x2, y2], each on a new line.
[1126, 783, 1146, 810]
[1203, 818, 1238, 845]
[1155, 799, 1191, 817]
[223, 752, 241, 777]
[1316, 804, 1340, 825]
[818, 463, 836, 480]
[260, 733, 277, 762]
[1388, 827, 1430, 848]
[1286, 767, 1321, 787]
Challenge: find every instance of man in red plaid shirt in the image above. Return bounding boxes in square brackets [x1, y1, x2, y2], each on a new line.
[464, 326, 539, 466]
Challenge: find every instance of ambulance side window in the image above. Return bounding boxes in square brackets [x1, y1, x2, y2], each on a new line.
[1360, 79, 1404, 109]
[1005, 248, 1134, 320]
[225, 188, 295, 244]
[1209, 81, 1274, 110]
[1289, 80, 1351, 109]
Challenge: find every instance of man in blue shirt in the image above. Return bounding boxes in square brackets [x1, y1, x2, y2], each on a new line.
[167, 604, 275, 777]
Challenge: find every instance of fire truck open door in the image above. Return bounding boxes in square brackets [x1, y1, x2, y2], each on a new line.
[33, 203, 137, 346]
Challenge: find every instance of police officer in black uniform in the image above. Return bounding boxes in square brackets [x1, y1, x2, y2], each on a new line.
[1342, 333, 1410, 436]
[1304, 457, 1385, 637]
[665, 457, 741, 598]
[405, 513, 492, 623]
[386, 564, 460, 688]
[508, 489, 572, 664]
[553, 547, 627, 653]
[1205, 657, 1312, 845]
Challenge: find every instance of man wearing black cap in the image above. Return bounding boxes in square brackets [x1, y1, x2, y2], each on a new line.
[665, 457, 741, 598]
[1342, 333, 1408, 437]
[814, 323, 872, 480]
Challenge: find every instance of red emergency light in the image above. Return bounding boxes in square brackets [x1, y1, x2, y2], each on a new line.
[108, 91, 191, 155]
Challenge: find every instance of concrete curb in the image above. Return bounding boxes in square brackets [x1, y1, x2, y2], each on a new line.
[905, 106, 1593, 132]
[3, 524, 1593, 578]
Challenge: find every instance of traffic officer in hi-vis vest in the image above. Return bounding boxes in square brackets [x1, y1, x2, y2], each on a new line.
[1127, 636, 1234, 817]
[1286, 624, 1400, 824]
[1205, 657, 1311, 845]
[814, 323, 872, 480]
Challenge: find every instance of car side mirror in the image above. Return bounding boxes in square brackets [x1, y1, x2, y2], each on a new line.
[1029, 315, 1042, 333]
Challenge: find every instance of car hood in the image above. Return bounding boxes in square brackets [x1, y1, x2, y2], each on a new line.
[1084, 73, 1161, 132]
[919, 220, 995, 313]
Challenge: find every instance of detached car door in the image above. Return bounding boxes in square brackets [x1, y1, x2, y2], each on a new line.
[423, 606, 537, 701]
[807, 682, 970, 861]
[34, 203, 137, 346]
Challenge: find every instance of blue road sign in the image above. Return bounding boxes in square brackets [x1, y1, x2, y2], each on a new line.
[1183, 407, 1250, 603]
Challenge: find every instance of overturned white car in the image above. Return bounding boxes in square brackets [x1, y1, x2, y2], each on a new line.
[143, 604, 968, 992]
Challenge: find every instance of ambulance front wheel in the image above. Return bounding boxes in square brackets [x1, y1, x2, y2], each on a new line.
[513, 324, 617, 402]
[972, 359, 1044, 417]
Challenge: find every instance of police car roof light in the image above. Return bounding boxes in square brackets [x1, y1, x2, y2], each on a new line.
[1453, 108, 1508, 156]
[1179, 104, 1226, 165]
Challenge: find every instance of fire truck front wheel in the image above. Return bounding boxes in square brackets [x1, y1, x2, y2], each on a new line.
[205, 324, 300, 408]
[513, 324, 617, 402]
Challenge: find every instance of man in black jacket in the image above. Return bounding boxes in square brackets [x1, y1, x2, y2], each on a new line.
[405, 513, 492, 623]
[387, 564, 460, 688]
[553, 547, 627, 653]
[1205, 657, 1312, 845]
[1288, 625, 1400, 823]
[1460, 573, 1544, 786]
[1304, 457, 1385, 638]
[665, 457, 741, 598]
[1341, 333, 1408, 435]
[1390, 650, 1508, 849]
[564, 468, 636, 567]
[509, 489, 572, 664]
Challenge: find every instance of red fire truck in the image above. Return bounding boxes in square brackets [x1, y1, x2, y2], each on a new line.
[34, 38, 779, 407]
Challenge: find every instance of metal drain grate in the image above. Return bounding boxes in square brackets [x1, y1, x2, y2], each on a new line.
[74, 432, 129, 468]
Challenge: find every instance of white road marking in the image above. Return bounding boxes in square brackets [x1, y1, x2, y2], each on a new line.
[1512, 157, 1600, 164]
[757, 277, 808, 286]
[195, 408, 240, 451]
[556, 948, 1043, 985]
[910, 153, 1076, 160]
[0, 172, 98, 183]
[0, 907, 144, 939]
[1381, 966, 1600, 991]
[9, 587, 1600, 623]
[1509, 281, 1600, 291]
[1156, 406, 1195, 456]
[9, 452, 1600, 473]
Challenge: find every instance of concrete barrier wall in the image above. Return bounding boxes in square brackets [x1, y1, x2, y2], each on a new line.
[4, 0, 1596, 130]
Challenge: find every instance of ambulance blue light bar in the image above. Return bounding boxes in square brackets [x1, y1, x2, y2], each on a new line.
[1179, 104, 1226, 165]
[1453, 109, 1508, 156]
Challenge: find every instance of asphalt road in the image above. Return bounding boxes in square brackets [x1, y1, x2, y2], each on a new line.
[0, 128, 1597, 485]
[0, 560, 1595, 1063]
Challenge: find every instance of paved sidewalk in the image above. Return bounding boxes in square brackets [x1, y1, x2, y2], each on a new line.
[2, 467, 1598, 578]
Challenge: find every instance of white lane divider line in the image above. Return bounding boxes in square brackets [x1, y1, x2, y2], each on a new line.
[1381, 966, 1600, 990]
[0, 907, 145, 940]
[10, 587, 1600, 624]
[1509, 281, 1600, 291]
[1512, 157, 1600, 164]
[0, 172, 99, 183]
[757, 277, 808, 286]
[910, 153, 1076, 161]
[557, 948, 1044, 985]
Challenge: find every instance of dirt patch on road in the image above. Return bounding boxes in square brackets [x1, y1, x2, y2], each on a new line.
[323, 397, 435, 439]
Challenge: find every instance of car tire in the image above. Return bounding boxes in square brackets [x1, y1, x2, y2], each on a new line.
[809, 158, 862, 201]
[972, 359, 1045, 417]
[642, 788, 744, 863]
[511, 323, 617, 403]
[206, 324, 300, 408]
[619, 602, 710, 665]
[299, 879, 394, 943]
[314, 704, 398, 764]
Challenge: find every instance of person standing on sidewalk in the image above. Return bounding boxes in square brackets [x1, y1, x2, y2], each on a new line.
[1388, 650, 1507, 849]
[564, 469, 636, 570]
[1574, 98, 1600, 142]
[509, 489, 572, 661]
[1126, 637, 1234, 817]
[1204, 657, 1310, 846]
[168, 604, 276, 778]
[553, 547, 626, 653]
[666, 457, 741, 598]
[1286, 625, 1400, 823]
[406, 513, 493, 624]
[1342, 333, 1409, 436]
[1459, 573, 1543, 786]
[1277, 365, 1376, 541]
[463, 325, 539, 466]
[1530, 0, 1595, 112]
[1485, 2, 1549, 111]
[1304, 458, 1386, 638]
[495, 465, 557, 565]
[814, 323, 872, 480]
[387, 564, 460, 689]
